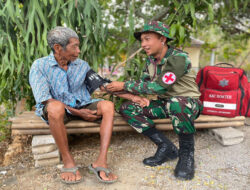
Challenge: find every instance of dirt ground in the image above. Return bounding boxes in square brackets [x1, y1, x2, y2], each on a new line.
[0, 125, 249, 190]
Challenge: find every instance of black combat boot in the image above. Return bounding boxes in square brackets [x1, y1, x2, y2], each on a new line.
[142, 128, 178, 166]
[174, 133, 195, 180]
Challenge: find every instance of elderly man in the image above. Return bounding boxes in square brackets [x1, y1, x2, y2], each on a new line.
[106, 21, 203, 180]
[29, 26, 148, 184]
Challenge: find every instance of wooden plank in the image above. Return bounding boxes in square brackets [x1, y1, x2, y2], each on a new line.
[10, 110, 246, 137]
[10, 113, 245, 123]
[11, 119, 129, 129]
[196, 115, 245, 122]
[9, 116, 126, 123]
[11, 122, 124, 129]
[11, 118, 246, 129]
[10, 111, 122, 119]
[10, 114, 124, 120]
[12, 126, 135, 135]
[10, 115, 246, 125]
[18, 111, 247, 121]
[11, 120, 245, 135]
[10, 116, 126, 123]
[19, 111, 122, 116]
[11, 115, 246, 129]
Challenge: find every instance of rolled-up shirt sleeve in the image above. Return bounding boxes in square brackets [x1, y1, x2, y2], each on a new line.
[124, 79, 167, 95]
[29, 61, 52, 103]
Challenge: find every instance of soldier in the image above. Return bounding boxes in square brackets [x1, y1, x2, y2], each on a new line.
[106, 21, 203, 180]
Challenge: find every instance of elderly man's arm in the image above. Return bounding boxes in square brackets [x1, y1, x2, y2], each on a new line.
[29, 61, 53, 104]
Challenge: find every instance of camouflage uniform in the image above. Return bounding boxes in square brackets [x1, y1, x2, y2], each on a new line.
[120, 21, 202, 135]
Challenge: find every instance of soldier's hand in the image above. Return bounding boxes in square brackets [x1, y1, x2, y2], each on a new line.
[132, 96, 150, 108]
[99, 86, 105, 91]
[141, 97, 150, 107]
[106, 81, 125, 92]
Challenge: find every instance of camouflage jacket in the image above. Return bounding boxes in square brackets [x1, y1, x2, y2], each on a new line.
[124, 47, 201, 99]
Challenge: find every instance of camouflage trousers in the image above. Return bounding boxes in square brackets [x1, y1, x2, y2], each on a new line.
[119, 97, 203, 135]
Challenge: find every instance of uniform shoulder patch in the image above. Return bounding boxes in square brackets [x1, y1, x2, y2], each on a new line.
[156, 55, 186, 89]
[162, 72, 176, 84]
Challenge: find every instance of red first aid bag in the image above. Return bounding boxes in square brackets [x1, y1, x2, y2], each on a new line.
[196, 63, 249, 117]
[245, 83, 250, 117]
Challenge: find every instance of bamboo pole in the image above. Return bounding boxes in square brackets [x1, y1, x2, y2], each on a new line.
[11, 118, 246, 129]
[12, 121, 245, 135]
[11, 112, 246, 121]
[10, 115, 245, 125]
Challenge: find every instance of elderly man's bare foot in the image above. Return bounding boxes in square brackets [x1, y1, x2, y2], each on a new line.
[60, 165, 82, 184]
[91, 163, 118, 182]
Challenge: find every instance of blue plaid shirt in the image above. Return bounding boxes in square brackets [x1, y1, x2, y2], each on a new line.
[29, 53, 100, 117]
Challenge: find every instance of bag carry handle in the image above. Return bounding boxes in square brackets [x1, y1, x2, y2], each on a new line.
[215, 62, 234, 67]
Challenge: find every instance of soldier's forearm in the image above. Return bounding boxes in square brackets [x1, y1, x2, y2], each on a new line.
[124, 81, 166, 95]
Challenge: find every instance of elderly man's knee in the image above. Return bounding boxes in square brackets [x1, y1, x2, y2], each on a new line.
[98, 100, 114, 114]
[47, 101, 65, 120]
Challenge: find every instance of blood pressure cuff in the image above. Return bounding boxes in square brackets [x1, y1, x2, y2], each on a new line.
[156, 56, 186, 89]
[85, 69, 111, 94]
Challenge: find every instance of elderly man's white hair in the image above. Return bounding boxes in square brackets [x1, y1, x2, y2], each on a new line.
[47, 26, 79, 52]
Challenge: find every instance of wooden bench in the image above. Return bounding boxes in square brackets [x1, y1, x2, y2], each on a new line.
[10, 111, 246, 135]
[5, 111, 245, 167]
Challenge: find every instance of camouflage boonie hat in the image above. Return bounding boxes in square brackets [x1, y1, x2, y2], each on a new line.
[134, 21, 173, 41]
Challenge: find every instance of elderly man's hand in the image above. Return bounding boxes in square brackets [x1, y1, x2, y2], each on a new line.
[77, 109, 101, 121]
[106, 81, 125, 92]
[132, 96, 150, 108]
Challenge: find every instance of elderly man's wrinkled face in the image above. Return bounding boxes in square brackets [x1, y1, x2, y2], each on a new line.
[140, 32, 166, 57]
[60, 38, 80, 62]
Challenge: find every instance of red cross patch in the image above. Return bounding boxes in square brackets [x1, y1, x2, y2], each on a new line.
[162, 72, 176, 84]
